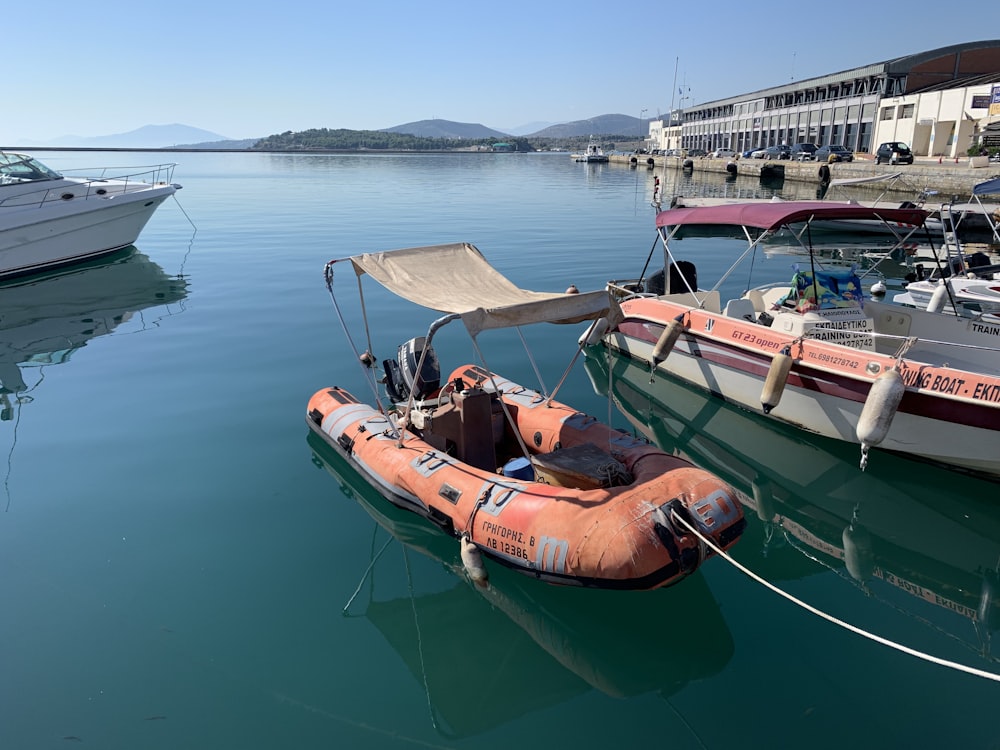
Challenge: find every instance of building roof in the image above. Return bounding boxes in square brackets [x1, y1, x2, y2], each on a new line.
[691, 40, 1000, 109]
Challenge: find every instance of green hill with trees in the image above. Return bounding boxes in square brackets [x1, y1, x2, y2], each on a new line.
[251, 128, 639, 153]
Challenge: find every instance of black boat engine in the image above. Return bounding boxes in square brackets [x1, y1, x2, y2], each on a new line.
[383, 336, 441, 403]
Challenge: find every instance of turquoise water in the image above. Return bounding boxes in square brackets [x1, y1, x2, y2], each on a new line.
[2, 151, 998, 749]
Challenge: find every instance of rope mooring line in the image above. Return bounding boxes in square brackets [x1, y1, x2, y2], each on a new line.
[671, 511, 1000, 683]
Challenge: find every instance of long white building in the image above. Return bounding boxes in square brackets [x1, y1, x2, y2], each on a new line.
[650, 41, 1000, 158]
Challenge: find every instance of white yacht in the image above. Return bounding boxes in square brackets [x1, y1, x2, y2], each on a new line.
[0, 151, 180, 278]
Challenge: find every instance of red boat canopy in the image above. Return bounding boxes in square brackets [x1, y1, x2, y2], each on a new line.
[654, 200, 929, 231]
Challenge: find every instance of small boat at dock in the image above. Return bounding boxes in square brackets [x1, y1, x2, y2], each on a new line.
[306, 242, 745, 589]
[591, 201, 1000, 480]
[572, 138, 609, 163]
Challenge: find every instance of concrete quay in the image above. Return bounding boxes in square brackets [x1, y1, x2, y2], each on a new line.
[610, 153, 998, 200]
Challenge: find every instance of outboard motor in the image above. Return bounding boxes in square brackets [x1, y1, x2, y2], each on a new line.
[383, 336, 440, 403]
[668, 260, 698, 293]
[644, 261, 698, 296]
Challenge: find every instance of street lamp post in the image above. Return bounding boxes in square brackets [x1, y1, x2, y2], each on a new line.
[639, 108, 648, 152]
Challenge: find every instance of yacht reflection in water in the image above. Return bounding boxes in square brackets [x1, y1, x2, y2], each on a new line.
[307, 431, 735, 738]
[583, 350, 1000, 664]
[0, 246, 188, 415]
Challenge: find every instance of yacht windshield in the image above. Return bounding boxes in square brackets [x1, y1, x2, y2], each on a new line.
[0, 152, 63, 183]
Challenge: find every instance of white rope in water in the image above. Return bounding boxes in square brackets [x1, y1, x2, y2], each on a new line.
[671, 511, 1000, 683]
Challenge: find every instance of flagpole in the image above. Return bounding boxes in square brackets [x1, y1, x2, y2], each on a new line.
[669, 57, 678, 150]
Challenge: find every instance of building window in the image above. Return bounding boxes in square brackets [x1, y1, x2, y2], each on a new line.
[880, 106, 894, 121]
[859, 122, 871, 153]
[899, 104, 915, 119]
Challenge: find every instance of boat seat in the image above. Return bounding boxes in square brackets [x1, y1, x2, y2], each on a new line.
[748, 286, 792, 312]
[658, 290, 721, 313]
[746, 289, 765, 312]
[723, 298, 757, 320]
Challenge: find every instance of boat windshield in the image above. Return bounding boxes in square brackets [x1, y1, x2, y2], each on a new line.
[0, 152, 63, 184]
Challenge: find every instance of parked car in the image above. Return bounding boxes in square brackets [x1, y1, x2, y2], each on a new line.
[790, 143, 818, 161]
[687, 148, 709, 157]
[713, 148, 737, 159]
[742, 147, 759, 158]
[815, 144, 854, 163]
[761, 145, 791, 160]
[875, 142, 914, 165]
[750, 148, 768, 159]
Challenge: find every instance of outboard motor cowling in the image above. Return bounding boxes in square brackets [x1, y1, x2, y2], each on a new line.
[383, 336, 440, 403]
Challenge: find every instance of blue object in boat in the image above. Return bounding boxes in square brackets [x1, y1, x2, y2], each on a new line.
[503, 457, 534, 480]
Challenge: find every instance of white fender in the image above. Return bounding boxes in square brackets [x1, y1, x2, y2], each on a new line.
[460, 534, 489, 586]
[856, 368, 905, 454]
[761, 348, 793, 414]
[927, 282, 951, 314]
[651, 319, 684, 367]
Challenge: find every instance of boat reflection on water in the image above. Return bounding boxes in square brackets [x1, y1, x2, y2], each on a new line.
[0, 246, 188, 409]
[583, 349, 1000, 664]
[307, 431, 735, 738]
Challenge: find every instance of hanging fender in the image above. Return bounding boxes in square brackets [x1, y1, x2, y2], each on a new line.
[761, 346, 793, 414]
[650, 315, 687, 371]
[856, 367, 906, 470]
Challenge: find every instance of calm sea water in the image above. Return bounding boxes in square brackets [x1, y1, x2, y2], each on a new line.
[2, 151, 999, 749]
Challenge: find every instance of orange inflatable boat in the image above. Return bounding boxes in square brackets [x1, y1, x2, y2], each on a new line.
[309, 242, 745, 589]
[307, 362, 744, 589]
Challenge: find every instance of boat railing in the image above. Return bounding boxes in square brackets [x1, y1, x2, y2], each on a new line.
[0, 163, 177, 209]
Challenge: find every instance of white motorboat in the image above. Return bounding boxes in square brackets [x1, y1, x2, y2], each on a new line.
[896, 266, 1000, 317]
[572, 139, 609, 163]
[894, 186, 1000, 317]
[591, 200, 1000, 480]
[0, 151, 180, 279]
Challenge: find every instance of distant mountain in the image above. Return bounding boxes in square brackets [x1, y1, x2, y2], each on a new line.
[529, 114, 649, 138]
[500, 121, 558, 136]
[383, 119, 511, 139]
[177, 138, 261, 150]
[382, 116, 654, 140]
[38, 124, 231, 149]
[13, 114, 658, 151]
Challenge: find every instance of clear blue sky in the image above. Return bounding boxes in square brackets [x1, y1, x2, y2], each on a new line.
[6, 1, 992, 142]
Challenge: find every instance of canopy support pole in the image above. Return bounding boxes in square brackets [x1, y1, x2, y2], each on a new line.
[324, 260, 391, 420]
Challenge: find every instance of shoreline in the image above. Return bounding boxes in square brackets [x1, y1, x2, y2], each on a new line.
[611, 153, 997, 200]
